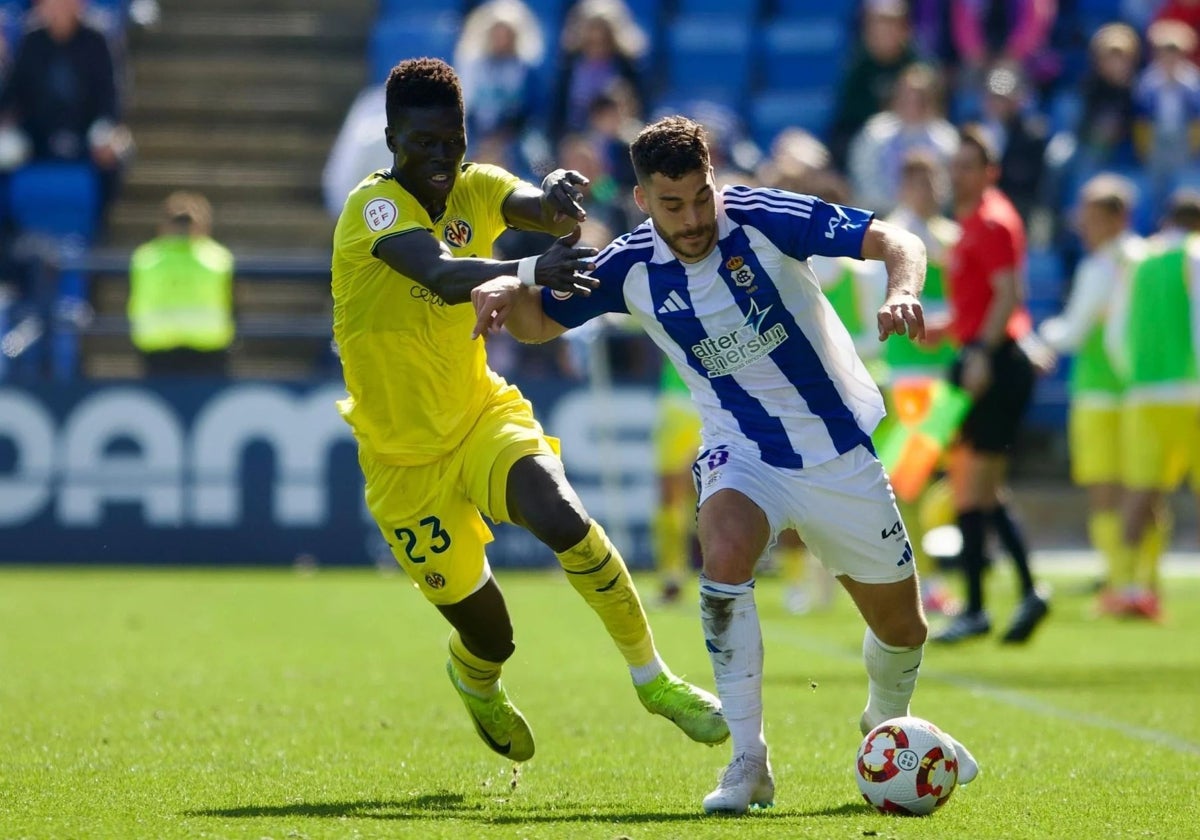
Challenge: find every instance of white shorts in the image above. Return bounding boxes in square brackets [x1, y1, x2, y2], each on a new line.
[691, 443, 915, 584]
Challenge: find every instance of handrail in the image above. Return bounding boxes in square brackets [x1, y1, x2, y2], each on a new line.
[58, 247, 334, 279]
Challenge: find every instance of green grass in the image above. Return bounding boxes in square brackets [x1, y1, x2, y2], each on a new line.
[2, 566, 1199, 840]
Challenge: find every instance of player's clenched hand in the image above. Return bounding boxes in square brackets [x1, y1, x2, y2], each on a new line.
[535, 225, 599, 295]
[877, 292, 925, 342]
[471, 276, 522, 339]
[542, 168, 589, 223]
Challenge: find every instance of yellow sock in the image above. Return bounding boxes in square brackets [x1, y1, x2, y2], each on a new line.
[1136, 512, 1170, 591]
[557, 521, 656, 669]
[1088, 510, 1127, 588]
[448, 630, 502, 697]
[653, 502, 688, 586]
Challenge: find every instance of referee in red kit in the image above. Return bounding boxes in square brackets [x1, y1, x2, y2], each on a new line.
[927, 125, 1051, 645]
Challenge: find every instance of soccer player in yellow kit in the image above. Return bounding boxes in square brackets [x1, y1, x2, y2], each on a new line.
[331, 58, 726, 762]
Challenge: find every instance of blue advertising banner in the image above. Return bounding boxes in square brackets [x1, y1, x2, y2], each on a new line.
[0, 378, 659, 567]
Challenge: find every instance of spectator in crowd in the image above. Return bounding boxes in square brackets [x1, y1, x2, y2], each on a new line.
[127, 191, 235, 377]
[830, 0, 920, 168]
[455, 0, 544, 151]
[1103, 190, 1200, 621]
[549, 0, 646, 143]
[0, 0, 132, 222]
[950, 0, 1058, 96]
[875, 150, 962, 617]
[980, 63, 1049, 225]
[554, 132, 631, 237]
[847, 63, 958, 214]
[1155, 0, 1200, 65]
[1076, 23, 1141, 173]
[583, 87, 639, 192]
[927, 126, 1050, 645]
[1134, 19, 1200, 217]
[322, 83, 388, 217]
[1038, 174, 1145, 617]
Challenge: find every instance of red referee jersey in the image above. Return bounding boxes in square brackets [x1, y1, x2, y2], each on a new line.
[946, 187, 1032, 345]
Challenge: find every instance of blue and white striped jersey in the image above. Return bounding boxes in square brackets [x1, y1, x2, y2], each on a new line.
[541, 185, 886, 469]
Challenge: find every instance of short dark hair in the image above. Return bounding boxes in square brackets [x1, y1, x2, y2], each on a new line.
[957, 124, 1000, 167]
[1167, 189, 1200, 231]
[630, 116, 710, 183]
[385, 57, 463, 126]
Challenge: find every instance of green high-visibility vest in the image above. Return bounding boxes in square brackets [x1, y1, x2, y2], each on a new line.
[128, 235, 235, 353]
[1124, 241, 1198, 385]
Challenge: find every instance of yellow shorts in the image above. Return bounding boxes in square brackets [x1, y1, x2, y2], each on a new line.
[1068, 403, 1121, 486]
[1119, 402, 1200, 491]
[359, 383, 560, 605]
[654, 395, 702, 473]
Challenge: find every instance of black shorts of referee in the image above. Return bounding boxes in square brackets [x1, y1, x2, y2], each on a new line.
[949, 338, 1035, 454]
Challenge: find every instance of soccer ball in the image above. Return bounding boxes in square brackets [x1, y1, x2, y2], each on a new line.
[854, 716, 958, 815]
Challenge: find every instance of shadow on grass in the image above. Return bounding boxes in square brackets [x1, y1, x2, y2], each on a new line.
[185, 792, 866, 823]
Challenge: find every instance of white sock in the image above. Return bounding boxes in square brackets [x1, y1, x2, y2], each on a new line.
[629, 653, 666, 686]
[699, 575, 766, 759]
[862, 627, 922, 727]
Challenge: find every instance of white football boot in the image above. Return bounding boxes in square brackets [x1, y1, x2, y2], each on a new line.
[702, 752, 775, 814]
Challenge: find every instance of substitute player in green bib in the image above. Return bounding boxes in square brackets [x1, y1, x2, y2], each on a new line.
[1039, 175, 1145, 615]
[1105, 191, 1200, 620]
[332, 58, 727, 763]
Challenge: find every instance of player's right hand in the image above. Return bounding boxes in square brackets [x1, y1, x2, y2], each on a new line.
[535, 226, 599, 295]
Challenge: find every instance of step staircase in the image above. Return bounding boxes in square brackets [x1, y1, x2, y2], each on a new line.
[87, 0, 376, 378]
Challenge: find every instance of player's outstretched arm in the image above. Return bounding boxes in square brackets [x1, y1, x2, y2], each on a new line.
[861, 219, 927, 342]
[376, 226, 598, 305]
[470, 278, 568, 343]
[502, 169, 591, 236]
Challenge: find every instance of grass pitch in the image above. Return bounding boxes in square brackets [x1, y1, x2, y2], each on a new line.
[2, 564, 1199, 840]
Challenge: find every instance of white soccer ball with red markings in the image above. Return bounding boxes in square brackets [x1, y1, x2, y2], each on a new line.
[855, 716, 959, 815]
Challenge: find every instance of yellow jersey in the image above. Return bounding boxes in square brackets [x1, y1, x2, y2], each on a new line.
[331, 163, 525, 465]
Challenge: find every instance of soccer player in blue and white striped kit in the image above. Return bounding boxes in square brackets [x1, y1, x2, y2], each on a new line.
[470, 115, 978, 814]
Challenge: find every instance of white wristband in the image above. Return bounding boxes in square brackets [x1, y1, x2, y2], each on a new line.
[517, 256, 539, 287]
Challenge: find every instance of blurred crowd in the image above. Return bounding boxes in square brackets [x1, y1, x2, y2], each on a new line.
[0, 0, 136, 379]
[323, 0, 1200, 381]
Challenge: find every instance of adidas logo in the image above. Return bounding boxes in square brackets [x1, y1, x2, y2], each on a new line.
[656, 290, 690, 314]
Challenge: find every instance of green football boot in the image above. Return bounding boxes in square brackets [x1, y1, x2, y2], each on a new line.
[635, 672, 730, 745]
[445, 659, 535, 762]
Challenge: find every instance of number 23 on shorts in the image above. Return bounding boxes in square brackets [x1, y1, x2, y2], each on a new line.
[392, 515, 452, 563]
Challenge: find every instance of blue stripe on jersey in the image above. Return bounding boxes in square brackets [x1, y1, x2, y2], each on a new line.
[717, 226, 872, 456]
[647, 260, 805, 468]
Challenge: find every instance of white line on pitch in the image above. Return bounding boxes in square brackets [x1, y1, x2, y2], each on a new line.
[762, 626, 1200, 757]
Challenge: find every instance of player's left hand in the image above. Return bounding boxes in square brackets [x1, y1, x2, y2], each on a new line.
[471, 276, 522, 339]
[877, 292, 925, 342]
[542, 169, 589, 223]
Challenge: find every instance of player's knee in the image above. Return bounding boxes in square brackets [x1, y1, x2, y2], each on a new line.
[700, 534, 759, 584]
[876, 613, 928, 649]
[507, 456, 590, 551]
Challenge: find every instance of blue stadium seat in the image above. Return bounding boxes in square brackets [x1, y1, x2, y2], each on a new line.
[369, 13, 461, 84]
[1047, 88, 1082, 135]
[665, 16, 753, 109]
[759, 18, 846, 91]
[749, 89, 835, 148]
[677, 0, 762, 15]
[774, 0, 856, 24]
[378, 0, 463, 15]
[1026, 248, 1065, 305]
[622, 0, 660, 35]
[8, 162, 99, 241]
